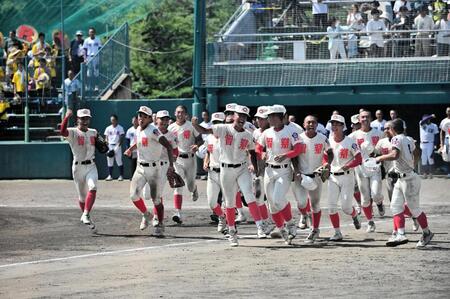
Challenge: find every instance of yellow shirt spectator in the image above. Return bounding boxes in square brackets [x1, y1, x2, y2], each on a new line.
[34, 66, 51, 90]
[0, 100, 10, 121]
[12, 69, 27, 93]
[32, 41, 50, 68]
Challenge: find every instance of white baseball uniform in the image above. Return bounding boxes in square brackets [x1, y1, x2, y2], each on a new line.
[205, 134, 222, 210]
[168, 121, 199, 195]
[349, 129, 385, 207]
[328, 136, 360, 215]
[212, 124, 256, 208]
[83, 36, 102, 77]
[253, 128, 266, 204]
[104, 124, 125, 167]
[258, 126, 300, 213]
[125, 126, 138, 159]
[419, 122, 438, 166]
[130, 124, 163, 202]
[292, 132, 330, 213]
[440, 118, 450, 162]
[375, 137, 395, 200]
[65, 127, 98, 202]
[390, 134, 424, 217]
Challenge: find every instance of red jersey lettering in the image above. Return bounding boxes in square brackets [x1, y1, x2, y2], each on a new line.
[371, 136, 380, 146]
[183, 130, 191, 140]
[340, 148, 349, 159]
[357, 138, 364, 146]
[381, 147, 389, 155]
[314, 143, 323, 154]
[225, 134, 233, 146]
[281, 138, 289, 149]
[90, 136, 96, 145]
[77, 136, 85, 146]
[239, 138, 249, 150]
[266, 138, 273, 149]
[207, 144, 213, 153]
[142, 137, 148, 147]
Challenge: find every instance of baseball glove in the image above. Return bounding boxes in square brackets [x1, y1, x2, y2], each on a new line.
[315, 165, 330, 183]
[95, 135, 109, 154]
[167, 171, 185, 189]
[106, 149, 115, 157]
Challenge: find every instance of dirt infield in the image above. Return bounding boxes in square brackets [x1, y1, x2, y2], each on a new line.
[0, 178, 449, 298]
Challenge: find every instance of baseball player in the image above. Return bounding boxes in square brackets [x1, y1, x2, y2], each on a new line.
[124, 106, 175, 234]
[292, 115, 333, 244]
[125, 116, 139, 176]
[104, 114, 125, 181]
[439, 107, 450, 178]
[60, 108, 98, 229]
[202, 112, 226, 233]
[192, 105, 265, 247]
[327, 114, 362, 241]
[419, 114, 439, 179]
[349, 110, 385, 233]
[142, 110, 178, 237]
[375, 121, 419, 232]
[375, 118, 434, 248]
[168, 105, 201, 224]
[256, 105, 302, 245]
[350, 114, 362, 215]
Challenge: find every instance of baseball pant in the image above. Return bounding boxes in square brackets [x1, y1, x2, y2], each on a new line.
[107, 144, 123, 167]
[327, 172, 355, 215]
[264, 166, 292, 213]
[174, 156, 196, 195]
[385, 176, 394, 202]
[72, 163, 98, 202]
[254, 173, 265, 205]
[420, 142, 434, 166]
[220, 164, 256, 208]
[292, 176, 323, 213]
[207, 168, 222, 210]
[143, 161, 169, 206]
[355, 167, 384, 207]
[390, 172, 423, 217]
[130, 164, 161, 202]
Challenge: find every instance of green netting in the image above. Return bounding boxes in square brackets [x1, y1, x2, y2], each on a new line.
[0, 0, 156, 42]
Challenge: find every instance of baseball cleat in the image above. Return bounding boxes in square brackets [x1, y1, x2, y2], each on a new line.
[304, 229, 320, 244]
[329, 230, 343, 241]
[140, 212, 152, 230]
[172, 213, 183, 225]
[153, 224, 165, 238]
[80, 213, 96, 230]
[270, 227, 282, 238]
[152, 215, 159, 227]
[366, 220, 376, 233]
[412, 218, 419, 232]
[280, 227, 290, 245]
[105, 175, 113, 181]
[298, 214, 308, 229]
[386, 233, 408, 247]
[263, 221, 274, 236]
[118, 175, 124, 181]
[191, 186, 199, 202]
[257, 226, 267, 239]
[355, 205, 361, 215]
[376, 203, 385, 217]
[235, 213, 247, 224]
[228, 229, 239, 247]
[352, 215, 361, 230]
[217, 216, 227, 233]
[210, 214, 219, 224]
[287, 222, 297, 241]
[416, 231, 434, 249]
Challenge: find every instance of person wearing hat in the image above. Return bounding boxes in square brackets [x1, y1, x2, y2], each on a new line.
[255, 105, 303, 245]
[140, 110, 178, 237]
[124, 106, 175, 234]
[224, 102, 256, 132]
[435, 10, 450, 57]
[366, 8, 387, 57]
[192, 105, 265, 246]
[349, 110, 385, 233]
[327, 114, 363, 241]
[414, 6, 434, 57]
[104, 114, 125, 181]
[419, 114, 439, 178]
[391, 5, 413, 57]
[60, 108, 99, 229]
[69, 30, 84, 74]
[201, 112, 227, 233]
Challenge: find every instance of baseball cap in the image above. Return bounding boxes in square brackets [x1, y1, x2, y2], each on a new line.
[76, 30, 83, 36]
[156, 110, 170, 118]
[224, 103, 237, 113]
[254, 106, 269, 118]
[77, 108, 91, 118]
[267, 104, 286, 115]
[211, 112, 225, 122]
[235, 105, 250, 117]
[351, 114, 359, 125]
[137, 106, 152, 116]
[330, 114, 345, 124]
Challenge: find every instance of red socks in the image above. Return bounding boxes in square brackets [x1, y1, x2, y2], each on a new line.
[403, 205, 412, 217]
[362, 205, 373, 221]
[354, 191, 361, 204]
[272, 212, 284, 228]
[312, 210, 321, 229]
[235, 193, 243, 208]
[351, 207, 357, 218]
[329, 213, 340, 228]
[154, 203, 164, 223]
[417, 212, 428, 229]
[174, 194, 182, 210]
[299, 198, 311, 215]
[78, 201, 85, 212]
[212, 204, 224, 217]
[258, 204, 269, 220]
[226, 208, 236, 227]
[84, 190, 96, 212]
[133, 198, 148, 214]
[393, 213, 405, 230]
[247, 202, 262, 222]
[280, 202, 293, 222]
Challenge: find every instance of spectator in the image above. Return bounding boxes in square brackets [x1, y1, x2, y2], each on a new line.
[0, 97, 11, 124]
[44, 46, 57, 88]
[125, 116, 139, 177]
[393, 0, 412, 17]
[5, 48, 22, 78]
[347, 3, 362, 25]
[391, 5, 413, 57]
[367, 9, 387, 57]
[4, 30, 23, 55]
[62, 70, 80, 109]
[32, 32, 50, 69]
[419, 114, 439, 178]
[327, 17, 347, 59]
[83, 27, 102, 92]
[311, 0, 328, 29]
[348, 12, 365, 58]
[439, 107, 450, 178]
[69, 30, 84, 74]
[435, 10, 450, 56]
[199, 109, 211, 141]
[432, 0, 447, 22]
[414, 6, 434, 57]
[33, 58, 51, 99]
[370, 109, 387, 131]
[11, 62, 26, 103]
[104, 114, 125, 181]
